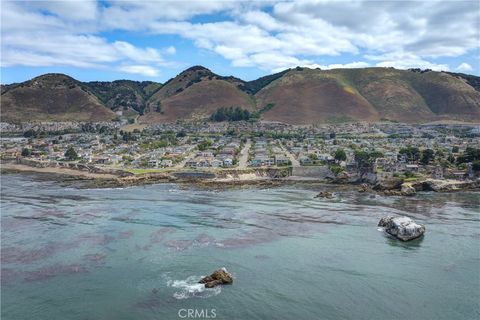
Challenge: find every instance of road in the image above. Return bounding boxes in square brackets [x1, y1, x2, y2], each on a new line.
[174, 146, 197, 169]
[237, 139, 251, 169]
[281, 144, 300, 167]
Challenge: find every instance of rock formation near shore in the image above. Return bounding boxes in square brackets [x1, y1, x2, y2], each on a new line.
[378, 216, 425, 241]
[199, 268, 233, 288]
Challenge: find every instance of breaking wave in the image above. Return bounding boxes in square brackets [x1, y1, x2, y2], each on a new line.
[167, 275, 221, 299]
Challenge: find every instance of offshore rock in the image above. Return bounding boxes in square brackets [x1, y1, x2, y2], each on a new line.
[378, 216, 425, 241]
[314, 191, 334, 199]
[199, 268, 233, 288]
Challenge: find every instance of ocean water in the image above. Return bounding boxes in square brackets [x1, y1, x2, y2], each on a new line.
[1, 173, 479, 320]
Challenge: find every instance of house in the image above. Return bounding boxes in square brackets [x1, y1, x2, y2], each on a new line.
[275, 155, 289, 166]
[223, 158, 233, 167]
[186, 159, 198, 168]
[432, 166, 443, 179]
[160, 159, 173, 167]
[405, 164, 419, 173]
[299, 156, 312, 165]
[211, 159, 223, 167]
[148, 159, 158, 167]
[251, 156, 274, 167]
[92, 156, 110, 164]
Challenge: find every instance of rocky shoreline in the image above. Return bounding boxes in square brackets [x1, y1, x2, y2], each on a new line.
[2, 161, 479, 193]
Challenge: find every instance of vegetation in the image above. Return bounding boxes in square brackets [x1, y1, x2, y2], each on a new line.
[21, 148, 31, 157]
[251, 103, 275, 120]
[238, 69, 290, 94]
[420, 148, 435, 165]
[84, 80, 161, 114]
[354, 150, 384, 172]
[398, 146, 421, 162]
[210, 107, 251, 122]
[330, 164, 344, 176]
[198, 139, 213, 151]
[64, 146, 78, 161]
[457, 147, 480, 164]
[334, 149, 347, 162]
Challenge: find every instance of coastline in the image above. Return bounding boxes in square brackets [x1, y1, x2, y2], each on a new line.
[2, 161, 479, 193]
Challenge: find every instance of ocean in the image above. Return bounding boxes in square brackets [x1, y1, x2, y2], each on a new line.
[1, 173, 479, 320]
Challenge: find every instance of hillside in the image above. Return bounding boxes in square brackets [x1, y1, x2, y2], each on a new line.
[142, 66, 252, 123]
[256, 67, 480, 124]
[1, 74, 116, 122]
[1, 67, 479, 124]
[84, 80, 161, 115]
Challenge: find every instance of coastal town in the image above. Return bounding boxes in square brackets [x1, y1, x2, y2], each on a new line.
[1, 120, 479, 191]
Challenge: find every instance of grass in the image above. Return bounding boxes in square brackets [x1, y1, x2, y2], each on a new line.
[127, 168, 166, 174]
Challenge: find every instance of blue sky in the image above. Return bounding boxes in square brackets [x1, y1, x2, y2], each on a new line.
[1, 0, 479, 84]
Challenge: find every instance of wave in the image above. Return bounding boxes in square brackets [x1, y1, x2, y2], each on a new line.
[167, 275, 221, 299]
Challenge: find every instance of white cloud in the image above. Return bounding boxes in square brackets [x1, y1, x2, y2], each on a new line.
[1, 0, 478, 76]
[118, 65, 160, 77]
[30, 0, 99, 22]
[0, 1, 171, 75]
[364, 52, 450, 71]
[456, 63, 473, 72]
[302, 62, 371, 70]
[164, 46, 176, 55]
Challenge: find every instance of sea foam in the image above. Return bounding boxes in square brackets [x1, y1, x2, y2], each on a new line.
[167, 275, 221, 299]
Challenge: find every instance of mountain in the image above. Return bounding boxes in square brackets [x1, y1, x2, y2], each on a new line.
[83, 80, 161, 116]
[256, 67, 480, 124]
[1, 67, 480, 124]
[1, 74, 116, 122]
[141, 66, 253, 123]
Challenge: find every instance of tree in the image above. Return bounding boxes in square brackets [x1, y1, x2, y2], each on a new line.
[457, 147, 480, 164]
[472, 160, 480, 173]
[399, 146, 420, 162]
[452, 146, 459, 153]
[21, 148, 31, 157]
[210, 106, 250, 122]
[64, 146, 78, 161]
[420, 149, 435, 165]
[334, 149, 347, 162]
[23, 129, 36, 138]
[198, 140, 213, 151]
[447, 154, 455, 164]
[354, 150, 383, 176]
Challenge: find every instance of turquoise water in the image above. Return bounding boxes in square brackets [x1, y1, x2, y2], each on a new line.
[1, 173, 479, 320]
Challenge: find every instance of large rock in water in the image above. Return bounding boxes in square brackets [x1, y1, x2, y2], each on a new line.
[378, 216, 425, 241]
[199, 268, 233, 288]
[314, 191, 334, 199]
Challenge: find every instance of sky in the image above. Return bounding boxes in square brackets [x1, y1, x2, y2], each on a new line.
[1, 0, 479, 84]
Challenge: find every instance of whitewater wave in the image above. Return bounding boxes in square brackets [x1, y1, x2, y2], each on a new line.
[167, 275, 221, 299]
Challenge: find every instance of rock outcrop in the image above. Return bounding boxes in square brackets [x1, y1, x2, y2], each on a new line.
[400, 184, 416, 196]
[373, 178, 403, 191]
[378, 216, 425, 241]
[199, 268, 233, 288]
[314, 191, 334, 199]
[358, 183, 370, 193]
[411, 179, 480, 192]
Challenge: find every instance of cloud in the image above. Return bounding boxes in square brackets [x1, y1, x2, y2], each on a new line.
[1, 0, 478, 76]
[456, 63, 473, 72]
[302, 62, 371, 70]
[365, 52, 450, 71]
[118, 65, 160, 77]
[0, 1, 171, 75]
